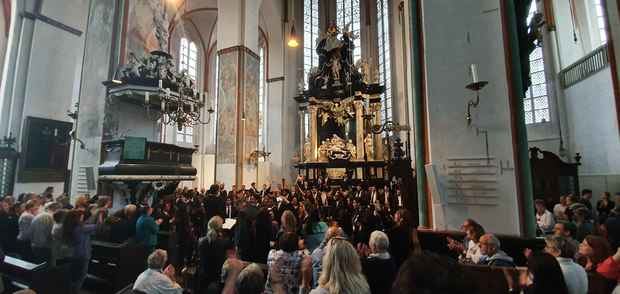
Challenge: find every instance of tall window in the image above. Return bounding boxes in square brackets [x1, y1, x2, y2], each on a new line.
[377, 0, 392, 123]
[178, 38, 198, 143]
[337, 0, 361, 63]
[524, 3, 550, 124]
[304, 0, 320, 89]
[179, 38, 198, 80]
[592, 0, 607, 44]
[258, 46, 266, 150]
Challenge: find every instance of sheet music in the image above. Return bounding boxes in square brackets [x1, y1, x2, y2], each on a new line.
[223, 218, 237, 230]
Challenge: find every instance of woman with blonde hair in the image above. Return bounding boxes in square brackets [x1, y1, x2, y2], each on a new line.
[199, 215, 233, 292]
[310, 237, 370, 294]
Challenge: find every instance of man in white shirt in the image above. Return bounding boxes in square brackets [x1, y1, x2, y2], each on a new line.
[133, 249, 183, 294]
[535, 199, 555, 234]
[544, 235, 588, 294]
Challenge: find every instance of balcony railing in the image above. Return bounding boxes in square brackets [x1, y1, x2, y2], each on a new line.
[559, 44, 609, 88]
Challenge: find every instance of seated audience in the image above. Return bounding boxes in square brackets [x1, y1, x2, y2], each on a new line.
[478, 233, 515, 267]
[460, 221, 485, 264]
[222, 259, 267, 294]
[535, 199, 555, 235]
[544, 235, 588, 294]
[578, 235, 612, 272]
[198, 216, 233, 292]
[310, 237, 370, 294]
[133, 249, 183, 294]
[359, 231, 396, 294]
[392, 251, 475, 294]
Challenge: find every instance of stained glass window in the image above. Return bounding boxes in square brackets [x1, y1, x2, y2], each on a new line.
[524, 3, 550, 124]
[377, 0, 392, 124]
[178, 38, 198, 143]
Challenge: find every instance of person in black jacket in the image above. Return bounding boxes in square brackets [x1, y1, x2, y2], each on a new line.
[387, 209, 421, 268]
[360, 231, 397, 294]
[198, 216, 233, 292]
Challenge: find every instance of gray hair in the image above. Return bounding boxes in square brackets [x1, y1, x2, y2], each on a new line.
[369, 231, 390, 253]
[482, 234, 501, 248]
[235, 263, 265, 294]
[207, 216, 224, 243]
[545, 235, 576, 258]
[147, 249, 168, 269]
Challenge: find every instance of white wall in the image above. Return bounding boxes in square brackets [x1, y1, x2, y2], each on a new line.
[565, 68, 620, 172]
[422, 0, 521, 235]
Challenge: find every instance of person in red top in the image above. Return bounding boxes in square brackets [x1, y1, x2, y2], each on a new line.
[597, 247, 620, 292]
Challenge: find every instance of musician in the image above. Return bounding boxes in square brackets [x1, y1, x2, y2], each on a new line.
[223, 198, 237, 219]
[249, 183, 260, 196]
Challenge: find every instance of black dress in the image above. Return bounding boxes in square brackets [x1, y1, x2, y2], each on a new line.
[198, 236, 232, 289]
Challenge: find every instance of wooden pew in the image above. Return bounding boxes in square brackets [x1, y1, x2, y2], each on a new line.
[0, 255, 71, 294]
[89, 240, 149, 292]
[417, 229, 546, 266]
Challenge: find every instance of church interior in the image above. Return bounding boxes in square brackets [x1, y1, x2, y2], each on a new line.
[1, 0, 620, 293]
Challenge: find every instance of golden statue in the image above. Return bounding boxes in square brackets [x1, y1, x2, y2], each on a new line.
[364, 134, 374, 160]
[346, 139, 357, 159]
[318, 140, 329, 162]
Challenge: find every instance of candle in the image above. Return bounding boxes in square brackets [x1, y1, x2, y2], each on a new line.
[145, 92, 150, 104]
[470, 64, 479, 83]
[158, 79, 163, 89]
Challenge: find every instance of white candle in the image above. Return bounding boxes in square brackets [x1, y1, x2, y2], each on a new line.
[145, 92, 150, 104]
[158, 79, 163, 89]
[470, 64, 479, 83]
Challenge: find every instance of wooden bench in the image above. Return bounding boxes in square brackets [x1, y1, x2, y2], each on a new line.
[89, 240, 149, 292]
[417, 229, 546, 266]
[0, 255, 71, 294]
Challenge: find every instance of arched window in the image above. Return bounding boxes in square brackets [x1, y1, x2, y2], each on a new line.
[180, 38, 198, 80]
[304, 0, 319, 89]
[177, 38, 198, 144]
[377, 0, 392, 123]
[337, 0, 361, 63]
[524, 3, 549, 124]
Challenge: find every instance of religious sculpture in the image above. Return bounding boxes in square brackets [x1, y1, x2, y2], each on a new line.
[364, 134, 374, 160]
[346, 139, 357, 159]
[309, 22, 360, 90]
[303, 139, 312, 162]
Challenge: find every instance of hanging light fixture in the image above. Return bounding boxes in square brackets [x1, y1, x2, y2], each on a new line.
[287, 0, 298, 48]
[288, 24, 299, 47]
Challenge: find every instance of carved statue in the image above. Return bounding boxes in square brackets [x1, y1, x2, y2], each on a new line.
[331, 58, 341, 84]
[346, 139, 357, 159]
[364, 134, 374, 160]
[318, 140, 329, 162]
[303, 139, 312, 162]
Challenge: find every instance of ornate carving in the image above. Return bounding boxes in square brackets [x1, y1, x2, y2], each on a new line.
[364, 134, 374, 160]
[317, 134, 353, 161]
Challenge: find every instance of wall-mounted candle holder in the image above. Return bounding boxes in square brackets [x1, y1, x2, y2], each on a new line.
[465, 64, 488, 126]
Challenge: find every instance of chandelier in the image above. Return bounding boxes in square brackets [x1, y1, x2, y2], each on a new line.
[104, 50, 214, 131]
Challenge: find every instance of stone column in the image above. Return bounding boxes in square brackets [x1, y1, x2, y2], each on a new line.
[215, 0, 262, 187]
[354, 100, 364, 161]
[308, 105, 318, 161]
[299, 109, 305, 162]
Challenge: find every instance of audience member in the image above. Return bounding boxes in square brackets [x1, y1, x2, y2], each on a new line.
[606, 202, 620, 249]
[597, 192, 615, 223]
[310, 237, 370, 294]
[554, 221, 580, 250]
[580, 189, 594, 211]
[392, 251, 476, 294]
[133, 249, 183, 294]
[554, 195, 569, 221]
[265, 232, 307, 294]
[578, 235, 612, 272]
[302, 208, 328, 253]
[30, 202, 60, 263]
[198, 216, 233, 292]
[597, 246, 620, 293]
[359, 231, 396, 294]
[535, 199, 555, 235]
[136, 205, 162, 253]
[478, 234, 515, 267]
[521, 252, 569, 294]
[311, 226, 344, 288]
[0, 197, 19, 253]
[63, 209, 101, 294]
[387, 209, 420, 268]
[544, 235, 588, 294]
[574, 208, 594, 242]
